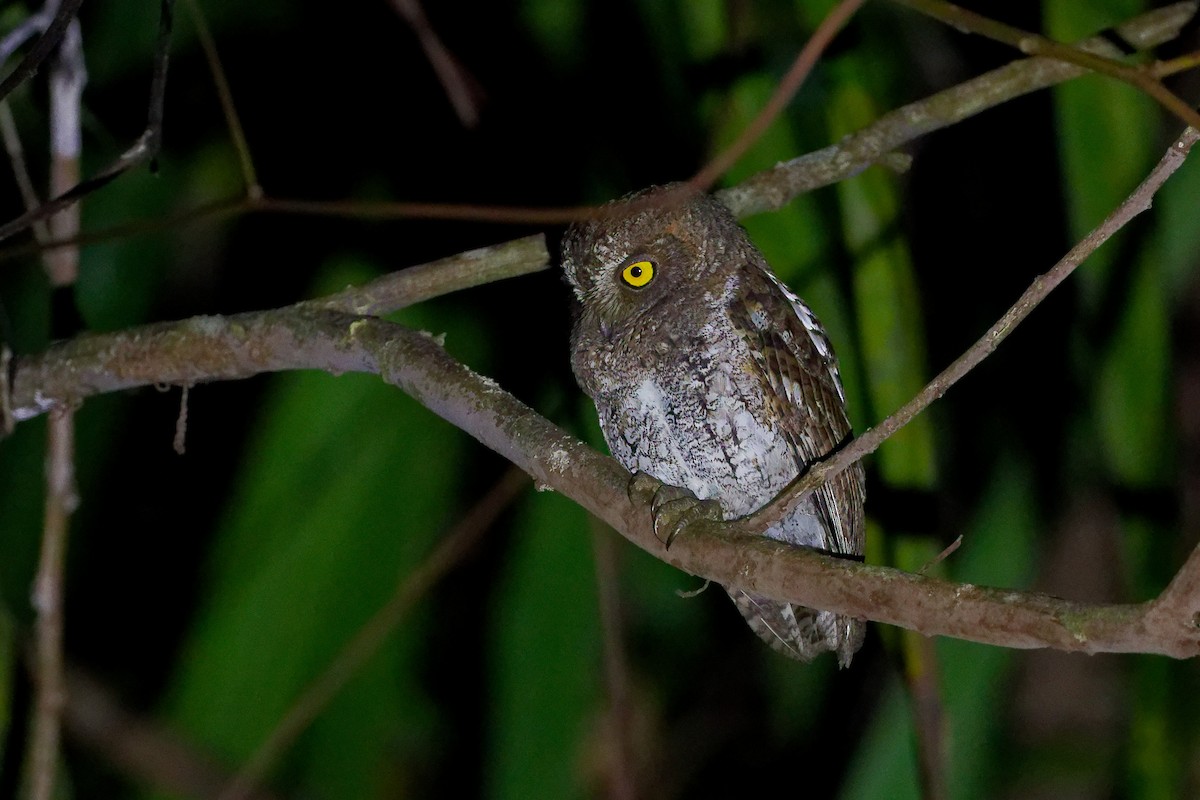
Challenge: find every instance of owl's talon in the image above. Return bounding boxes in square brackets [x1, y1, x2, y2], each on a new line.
[625, 473, 723, 547]
[626, 471, 663, 504]
[650, 490, 723, 549]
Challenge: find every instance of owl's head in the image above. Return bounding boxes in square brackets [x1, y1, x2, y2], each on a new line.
[561, 184, 747, 327]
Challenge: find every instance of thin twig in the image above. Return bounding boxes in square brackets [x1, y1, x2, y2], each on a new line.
[748, 126, 1200, 532]
[888, 0, 1200, 131]
[173, 383, 189, 454]
[64, 669, 281, 800]
[903, 629, 947, 800]
[309, 234, 548, 315]
[918, 535, 962, 575]
[0, 345, 12, 436]
[182, 0, 259, 195]
[0, 3, 1189, 259]
[718, 1, 1200, 216]
[26, 17, 85, 800]
[0, 0, 59, 67]
[592, 525, 637, 800]
[0, 0, 83, 105]
[0, 0, 176, 245]
[44, 17, 84, 287]
[689, 0, 867, 191]
[218, 467, 529, 800]
[28, 405, 76, 800]
[388, 0, 484, 128]
[0, 102, 48, 242]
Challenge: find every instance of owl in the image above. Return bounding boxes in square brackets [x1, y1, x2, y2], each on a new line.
[562, 184, 865, 666]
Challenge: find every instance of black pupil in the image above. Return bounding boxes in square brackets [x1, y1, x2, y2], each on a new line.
[630, 266, 643, 278]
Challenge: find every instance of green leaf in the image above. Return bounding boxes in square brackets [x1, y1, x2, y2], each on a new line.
[829, 83, 936, 488]
[1045, 0, 1157, 312]
[486, 489, 601, 800]
[842, 457, 1036, 800]
[155, 259, 473, 798]
[1096, 253, 1170, 486]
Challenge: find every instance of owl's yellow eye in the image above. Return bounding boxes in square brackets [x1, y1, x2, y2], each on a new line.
[621, 260, 655, 288]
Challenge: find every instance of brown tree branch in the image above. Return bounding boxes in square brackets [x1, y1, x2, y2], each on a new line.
[26, 18, 85, 800]
[718, 0, 1200, 217]
[0, 2, 1190, 256]
[387, 0, 484, 128]
[688, 0, 867, 191]
[0, 0, 175, 245]
[308, 234, 548, 315]
[591, 523, 638, 800]
[888, 0, 1200, 131]
[183, 0, 259, 196]
[6, 300, 1199, 657]
[6, 234, 546, 421]
[0, 0, 85, 104]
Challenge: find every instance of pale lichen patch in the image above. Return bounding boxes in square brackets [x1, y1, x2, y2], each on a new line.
[547, 448, 571, 474]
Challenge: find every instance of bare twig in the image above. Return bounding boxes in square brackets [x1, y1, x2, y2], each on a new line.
[218, 467, 528, 800]
[592, 525, 637, 800]
[0, 1, 58, 67]
[689, 0, 867, 191]
[0, 345, 13, 436]
[888, 0, 1200, 131]
[28, 407, 76, 800]
[718, 1, 1199, 217]
[183, 0, 259, 196]
[309, 234, 549, 315]
[903, 629, 947, 800]
[919, 535, 962, 575]
[0, 3, 1189, 259]
[173, 384, 189, 454]
[0, 0, 84, 104]
[0, 0, 176, 245]
[748, 127, 1200, 534]
[44, 17, 83, 287]
[388, 0, 484, 128]
[64, 669, 281, 800]
[26, 18, 85, 800]
[0, 103, 49, 242]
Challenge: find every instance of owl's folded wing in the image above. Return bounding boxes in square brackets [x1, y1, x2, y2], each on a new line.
[726, 262, 866, 558]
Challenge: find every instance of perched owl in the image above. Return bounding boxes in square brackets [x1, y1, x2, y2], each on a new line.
[562, 184, 865, 666]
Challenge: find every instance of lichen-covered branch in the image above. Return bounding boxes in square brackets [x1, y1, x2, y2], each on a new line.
[7, 301, 1199, 657]
[308, 234, 548, 316]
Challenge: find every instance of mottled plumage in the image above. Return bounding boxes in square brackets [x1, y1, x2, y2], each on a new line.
[562, 184, 865, 666]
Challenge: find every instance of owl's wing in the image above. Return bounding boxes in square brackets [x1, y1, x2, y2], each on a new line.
[727, 264, 865, 557]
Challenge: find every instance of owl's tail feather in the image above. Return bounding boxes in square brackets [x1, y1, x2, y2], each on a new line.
[729, 589, 864, 668]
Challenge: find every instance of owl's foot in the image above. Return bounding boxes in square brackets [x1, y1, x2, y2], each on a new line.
[627, 472, 723, 549]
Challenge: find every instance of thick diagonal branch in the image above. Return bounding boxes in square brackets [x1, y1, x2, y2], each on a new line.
[7, 308, 1199, 657]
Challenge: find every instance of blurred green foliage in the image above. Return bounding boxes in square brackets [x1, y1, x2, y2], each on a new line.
[0, 0, 1197, 798]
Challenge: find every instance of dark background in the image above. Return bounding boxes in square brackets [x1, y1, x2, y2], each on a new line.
[1, 0, 1199, 797]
